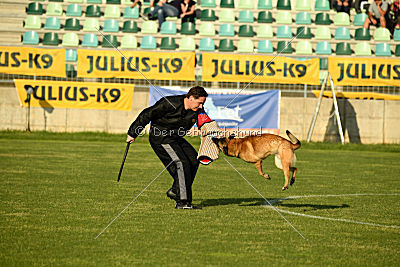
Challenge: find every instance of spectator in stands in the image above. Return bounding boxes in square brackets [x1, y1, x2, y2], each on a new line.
[392, 0, 400, 29]
[333, 0, 353, 15]
[363, 0, 389, 29]
[148, 0, 181, 28]
[354, 0, 369, 13]
[180, 0, 196, 24]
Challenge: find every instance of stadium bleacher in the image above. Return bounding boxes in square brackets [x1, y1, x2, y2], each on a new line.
[1, 0, 399, 65]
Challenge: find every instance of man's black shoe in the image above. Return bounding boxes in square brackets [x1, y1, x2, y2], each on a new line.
[175, 202, 202, 210]
[166, 188, 178, 201]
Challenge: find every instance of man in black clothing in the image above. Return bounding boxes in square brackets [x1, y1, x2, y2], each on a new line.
[126, 86, 208, 209]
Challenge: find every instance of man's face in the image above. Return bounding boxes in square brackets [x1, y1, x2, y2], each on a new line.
[188, 96, 206, 111]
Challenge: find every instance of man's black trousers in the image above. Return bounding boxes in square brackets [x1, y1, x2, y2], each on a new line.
[150, 138, 199, 203]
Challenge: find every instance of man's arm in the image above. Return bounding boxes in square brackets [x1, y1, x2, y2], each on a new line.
[368, 11, 376, 24]
[377, 1, 388, 16]
[127, 98, 173, 140]
[130, 0, 140, 8]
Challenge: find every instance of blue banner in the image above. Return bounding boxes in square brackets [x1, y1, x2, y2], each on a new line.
[149, 87, 280, 130]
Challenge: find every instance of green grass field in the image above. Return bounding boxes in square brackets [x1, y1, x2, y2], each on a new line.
[1, 131, 399, 266]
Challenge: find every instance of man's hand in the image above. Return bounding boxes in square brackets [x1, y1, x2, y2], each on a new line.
[377, 0, 382, 6]
[371, 17, 377, 24]
[126, 135, 135, 143]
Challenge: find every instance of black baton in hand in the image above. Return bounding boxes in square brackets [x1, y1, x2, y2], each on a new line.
[117, 142, 131, 182]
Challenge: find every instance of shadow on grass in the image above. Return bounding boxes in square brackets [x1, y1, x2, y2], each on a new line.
[200, 198, 350, 211]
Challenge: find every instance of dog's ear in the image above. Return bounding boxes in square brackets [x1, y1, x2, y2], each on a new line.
[228, 134, 235, 140]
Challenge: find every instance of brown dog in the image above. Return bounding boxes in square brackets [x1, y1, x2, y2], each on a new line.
[212, 130, 301, 191]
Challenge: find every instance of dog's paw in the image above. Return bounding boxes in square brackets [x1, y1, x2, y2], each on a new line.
[290, 177, 295, 186]
[282, 186, 289, 191]
[263, 174, 271, 180]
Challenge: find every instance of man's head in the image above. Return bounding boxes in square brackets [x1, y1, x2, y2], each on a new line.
[185, 86, 208, 111]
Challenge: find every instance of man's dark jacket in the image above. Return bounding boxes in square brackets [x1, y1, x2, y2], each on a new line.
[128, 95, 199, 144]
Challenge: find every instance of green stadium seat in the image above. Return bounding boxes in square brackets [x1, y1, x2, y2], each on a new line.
[315, 13, 331, 25]
[258, 0, 272, 9]
[355, 28, 371, 40]
[141, 36, 156, 49]
[237, 39, 254, 53]
[122, 20, 138, 33]
[68, 0, 84, 2]
[103, 19, 119, 32]
[220, 0, 235, 8]
[42, 32, 59, 46]
[355, 42, 372, 56]
[160, 37, 176, 50]
[66, 64, 77, 78]
[239, 0, 254, 9]
[199, 38, 215, 51]
[395, 45, 400, 56]
[297, 26, 312, 39]
[180, 22, 196, 35]
[200, 9, 216, 21]
[315, 26, 331, 40]
[104, 5, 121, 18]
[65, 49, 77, 62]
[219, 9, 235, 22]
[161, 21, 177, 34]
[219, 24, 234, 37]
[394, 29, 400, 41]
[316, 41, 332, 55]
[107, 0, 120, 4]
[201, 0, 216, 8]
[277, 41, 293, 53]
[141, 21, 158, 34]
[296, 40, 312, 55]
[277, 25, 292, 38]
[334, 27, 350, 40]
[315, 0, 330, 11]
[65, 18, 81, 31]
[257, 24, 273, 38]
[238, 10, 254, 23]
[66, 4, 82, 16]
[218, 39, 234, 52]
[257, 11, 273, 23]
[353, 13, 368, 26]
[143, 7, 153, 16]
[320, 58, 328, 70]
[179, 36, 195, 51]
[87, 0, 102, 3]
[83, 18, 99, 32]
[22, 31, 39, 45]
[296, 12, 311, 25]
[82, 33, 99, 47]
[295, 0, 311, 11]
[334, 12, 350, 26]
[374, 27, 391, 41]
[276, 11, 292, 24]
[24, 16, 41, 30]
[375, 43, 391, 57]
[102, 35, 118, 48]
[199, 22, 216, 36]
[336, 42, 352, 55]
[26, 2, 43, 15]
[44, 17, 61, 30]
[123, 7, 139, 19]
[49, 0, 63, 2]
[277, 0, 291, 10]
[238, 25, 254, 37]
[121, 35, 137, 49]
[257, 40, 273, 53]
[46, 3, 63, 16]
[62, 32, 79, 47]
[86, 5, 101, 17]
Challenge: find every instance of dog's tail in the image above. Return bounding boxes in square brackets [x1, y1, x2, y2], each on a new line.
[286, 130, 301, 150]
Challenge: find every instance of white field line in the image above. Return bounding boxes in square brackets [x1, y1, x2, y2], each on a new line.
[264, 193, 400, 229]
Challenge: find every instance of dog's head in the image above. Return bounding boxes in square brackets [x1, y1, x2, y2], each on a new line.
[212, 134, 235, 155]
